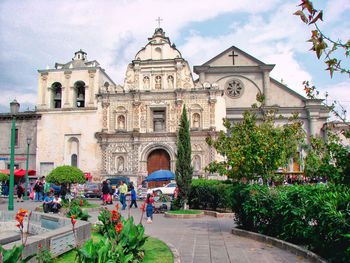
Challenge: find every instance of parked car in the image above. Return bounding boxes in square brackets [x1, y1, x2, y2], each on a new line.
[84, 182, 102, 198]
[147, 182, 177, 196]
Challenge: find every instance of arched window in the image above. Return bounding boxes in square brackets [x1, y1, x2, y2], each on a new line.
[71, 154, 78, 167]
[52, 82, 62, 108]
[74, 81, 85, 108]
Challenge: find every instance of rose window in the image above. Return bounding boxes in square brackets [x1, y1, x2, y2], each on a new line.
[225, 79, 244, 98]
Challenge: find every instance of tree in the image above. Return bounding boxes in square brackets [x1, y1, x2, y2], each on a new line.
[303, 128, 350, 186]
[46, 165, 86, 191]
[0, 172, 9, 182]
[206, 95, 305, 184]
[294, 0, 350, 78]
[175, 105, 193, 209]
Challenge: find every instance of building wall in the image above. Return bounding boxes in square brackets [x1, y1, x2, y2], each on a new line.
[0, 112, 40, 172]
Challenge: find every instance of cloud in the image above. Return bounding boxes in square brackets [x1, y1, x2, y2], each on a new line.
[0, 0, 348, 116]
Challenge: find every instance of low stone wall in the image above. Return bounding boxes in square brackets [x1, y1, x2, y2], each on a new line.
[201, 210, 234, 218]
[1, 211, 91, 262]
[35, 206, 103, 215]
[164, 212, 204, 219]
[231, 228, 328, 263]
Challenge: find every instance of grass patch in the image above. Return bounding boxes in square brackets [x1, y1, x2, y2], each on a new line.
[56, 233, 173, 263]
[168, 210, 202, 214]
[84, 203, 100, 208]
[142, 237, 173, 263]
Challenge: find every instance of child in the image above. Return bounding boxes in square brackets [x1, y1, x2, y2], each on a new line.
[145, 193, 155, 223]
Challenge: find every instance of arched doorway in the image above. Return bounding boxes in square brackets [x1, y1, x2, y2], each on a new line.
[147, 149, 171, 188]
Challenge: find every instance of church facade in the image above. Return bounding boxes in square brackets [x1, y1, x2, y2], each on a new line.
[35, 28, 328, 184]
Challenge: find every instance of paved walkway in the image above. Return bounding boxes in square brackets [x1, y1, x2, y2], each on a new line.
[0, 198, 311, 263]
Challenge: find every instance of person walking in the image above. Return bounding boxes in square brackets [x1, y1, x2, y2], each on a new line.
[130, 186, 137, 208]
[16, 182, 24, 202]
[119, 180, 128, 210]
[34, 180, 42, 202]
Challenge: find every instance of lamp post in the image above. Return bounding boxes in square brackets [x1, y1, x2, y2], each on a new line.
[23, 137, 31, 200]
[8, 99, 20, 211]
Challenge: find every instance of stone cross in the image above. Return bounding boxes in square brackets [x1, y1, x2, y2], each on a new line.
[229, 49, 238, 65]
[156, 17, 163, 28]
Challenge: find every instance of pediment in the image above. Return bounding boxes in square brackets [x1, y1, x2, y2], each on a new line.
[202, 46, 265, 67]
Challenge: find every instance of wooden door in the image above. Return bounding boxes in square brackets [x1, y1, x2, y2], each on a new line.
[147, 149, 170, 188]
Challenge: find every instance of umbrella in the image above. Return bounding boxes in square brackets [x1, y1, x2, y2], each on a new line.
[144, 170, 175, 182]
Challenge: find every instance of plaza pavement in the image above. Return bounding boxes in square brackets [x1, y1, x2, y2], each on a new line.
[0, 198, 311, 263]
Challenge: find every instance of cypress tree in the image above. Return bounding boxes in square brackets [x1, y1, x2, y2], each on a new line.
[175, 105, 193, 209]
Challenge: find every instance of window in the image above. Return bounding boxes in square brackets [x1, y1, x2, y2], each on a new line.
[14, 128, 19, 146]
[52, 82, 62, 108]
[74, 81, 85, 107]
[153, 110, 166, 132]
[7, 163, 19, 169]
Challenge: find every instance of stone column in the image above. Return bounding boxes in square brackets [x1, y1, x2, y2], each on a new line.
[88, 69, 96, 106]
[133, 101, 140, 131]
[262, 70, 270, 106]
[64, 71, 71, 107]
[209, 98, 216, 129]
[102, 102, 109, 131]
[39, 73, 48, 107]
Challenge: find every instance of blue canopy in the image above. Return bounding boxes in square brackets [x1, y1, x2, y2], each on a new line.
[144, 170, 175, 182]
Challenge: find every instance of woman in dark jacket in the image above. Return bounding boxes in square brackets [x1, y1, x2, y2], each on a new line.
[102, 181, 109, 205]
[17, 182, 24, 202]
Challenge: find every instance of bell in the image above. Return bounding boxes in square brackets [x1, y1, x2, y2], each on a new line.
[54, 92, 61, 100]
[77, 93, 84, 102]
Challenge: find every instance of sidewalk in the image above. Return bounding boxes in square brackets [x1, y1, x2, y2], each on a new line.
[0, 198, 311, 263]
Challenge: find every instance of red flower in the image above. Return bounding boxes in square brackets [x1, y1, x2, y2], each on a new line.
[72, 220, 77, 225]
[38, 244, 42, 248]
[115, 223, 123, 233]
[70, 215, 76, 219]
[115, 204, 119, 210]
[80, 200, 83, 206]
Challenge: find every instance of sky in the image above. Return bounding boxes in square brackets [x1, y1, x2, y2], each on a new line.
[0, 0, 349, 119]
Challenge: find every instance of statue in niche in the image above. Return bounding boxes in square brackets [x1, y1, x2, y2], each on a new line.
[194, 155, 201, 171]
[167, 75, 174, 89]
[117, 156, 124, 172]
[193, 113, 200, 128]
[117, 115, 125, 130]
[143, 76, 150, 89]
[155, 75, 162, 89]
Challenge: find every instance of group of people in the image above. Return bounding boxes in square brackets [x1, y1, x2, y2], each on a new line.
[101, 180, 137, 210]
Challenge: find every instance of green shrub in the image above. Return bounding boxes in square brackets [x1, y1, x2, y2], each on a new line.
[188, 179, 235, 211]
[171, 198, 183, 210]
[66, 206, 90, 221]
[0, 172, 9, 182]
[232, 183, 350, 263]
[62, 198, 89, 208]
